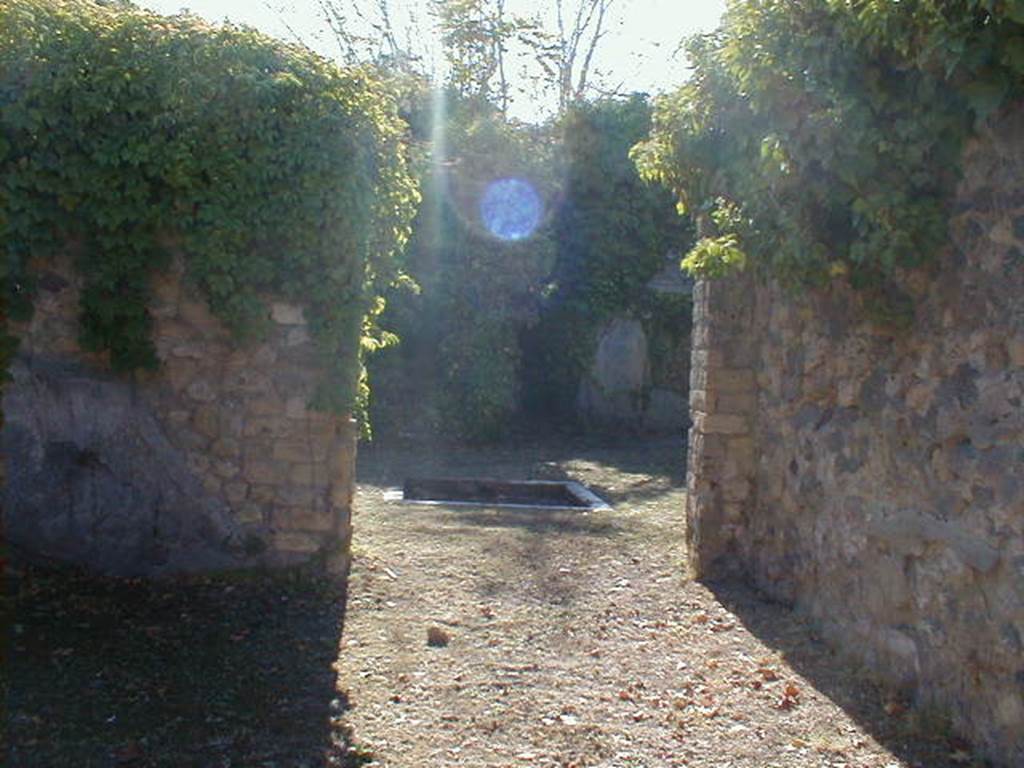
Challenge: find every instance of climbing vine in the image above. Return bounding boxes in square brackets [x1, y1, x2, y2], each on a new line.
[0, 0, 418, 414]
[369, 95, 560, 442]
[521, 96, 691, 422]
[633, 0, 1024, 317]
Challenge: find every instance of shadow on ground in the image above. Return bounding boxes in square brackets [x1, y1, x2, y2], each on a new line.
[2, 562, 369, 768]
[402, 507, 622, 537]
[709, 579, 975, 768]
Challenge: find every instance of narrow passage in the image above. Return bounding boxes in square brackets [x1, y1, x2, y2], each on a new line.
[338, 439, 960, 768]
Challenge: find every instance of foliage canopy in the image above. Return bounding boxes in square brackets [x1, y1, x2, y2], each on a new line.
[521, 95, 691, 421]
[633, 0, 1024, 312]
[369, 94, 561, 441]
[1, 0, 418, 412]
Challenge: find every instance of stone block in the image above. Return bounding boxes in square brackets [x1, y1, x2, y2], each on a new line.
[726, 436, 756, 466]
[169, 426, 208, 452]
[712, 368, 757, 394]
[287, 327, 311, 347]
[212, 459, 240, 479]
[286, 396, 307, 419]
[275, 506, 336, 533]
[179, 296, 222, 331]
[156, 320, 194, 341]
[271, 531, 322, 553]
[273, 437, 332, 463]
[249, 484, 277, 504]
[329, 482, 353, 509]
[722, 477, 751, 502]
[151, 272, 181, 306]
[224, 369, 272, 396]
[193, 404, 220, 439]
[245, 460, 284, 485]
[276, 485, 320, 506]
[836, 378, 858, 407]
[691, 348, 725, 373]
[186, 378, 217, 403]
[165, 361, 198, 393]
[202, 475, 222, 496]
[867, 511, 1000, 573]
[271, 302, 306, 325]
[218, 409, 246, 438]
[224, 482, 249, 504]
[290, 462, 327, 486]
[186, 453, 210, 475]
[1008, 336, 1024, 367]
[171, 342, 206, 359]
[211, 438, 240, 459]
[715, 391, 758, 414]
[905, 382, 934, 412]
[305, 412, 340, 438]
[252, 345, 278, 366]
[244, 416, 293, 439]
[247, 397, 284, 416]
[696, 413, 749, 435]
[236, 503, 264, 525]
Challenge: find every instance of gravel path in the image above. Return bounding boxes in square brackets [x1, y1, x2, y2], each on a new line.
[337, 438, 967, 768]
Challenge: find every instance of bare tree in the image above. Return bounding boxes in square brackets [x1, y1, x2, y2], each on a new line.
[292, 0, 433, 70]
[272, 0, 621, 117]
[552, 0, 617, 111]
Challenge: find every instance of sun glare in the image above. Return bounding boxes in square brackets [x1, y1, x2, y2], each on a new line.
[479, 178, 543, 242]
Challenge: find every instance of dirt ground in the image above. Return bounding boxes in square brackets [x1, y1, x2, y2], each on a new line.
[4, 436, 980, 767]
[340, 436, 974, 768]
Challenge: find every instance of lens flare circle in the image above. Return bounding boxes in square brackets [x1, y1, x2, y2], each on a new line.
[479, 177, 542, 241]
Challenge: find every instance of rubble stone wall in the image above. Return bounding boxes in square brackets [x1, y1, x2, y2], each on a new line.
[3, 251, 355, 577]
[686, 106, 1024, 765]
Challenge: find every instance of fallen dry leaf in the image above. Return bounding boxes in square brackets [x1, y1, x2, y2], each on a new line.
[426, 626, 450, 647]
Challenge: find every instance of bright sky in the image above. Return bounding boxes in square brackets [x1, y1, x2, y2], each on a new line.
[138, 0, 726, 121]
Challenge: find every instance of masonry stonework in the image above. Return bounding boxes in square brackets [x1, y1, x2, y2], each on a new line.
[3, 252, 355, 577]
[687, 106, 1024, 765]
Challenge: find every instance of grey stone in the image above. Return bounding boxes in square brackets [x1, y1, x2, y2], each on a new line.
[1013, 215, 1024, 241]
[867, 510, 1000, 573]
[2, 355, 247, 576]
[270, 302, 306, 325]
[937, 363, 980, 410]
[577, 316, 649, 427]
[592, 317, 648, 395]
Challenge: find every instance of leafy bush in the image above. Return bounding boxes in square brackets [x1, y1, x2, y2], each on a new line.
[632, 0, 1024, 314]
[368, 96, 558, 442]
[520, 96, 691, 422]
[0, 0, 418, 413]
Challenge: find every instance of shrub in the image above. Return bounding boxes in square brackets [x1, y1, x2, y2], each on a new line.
[368, 96, 558, 442]
[0, 0, 418, 415]
[520, 96, 692, 422]
[632, 0, 1024, 316]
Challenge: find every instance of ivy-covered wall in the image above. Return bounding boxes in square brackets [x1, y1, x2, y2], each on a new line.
[651, 4, 1024, 762]
[634, 0, 1024, 316]
[523, 96, 693, 433]
[5, 253, 356, 575]
[368, 94, 693, 442]
[1, 0, 417, 417]
[0, 0, 417, 574]
[365, 96, 560, 442]
[687, 104, 1024, 766]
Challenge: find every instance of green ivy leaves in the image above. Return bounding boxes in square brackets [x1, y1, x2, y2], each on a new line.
[633, 0, 1024, 318]
[0, 0, 417, 412]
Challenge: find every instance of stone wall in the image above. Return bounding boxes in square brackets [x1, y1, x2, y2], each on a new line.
[577, 288, 693, 436]
[687, 106, 1024, 765]
[2, 251, 355, 577]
